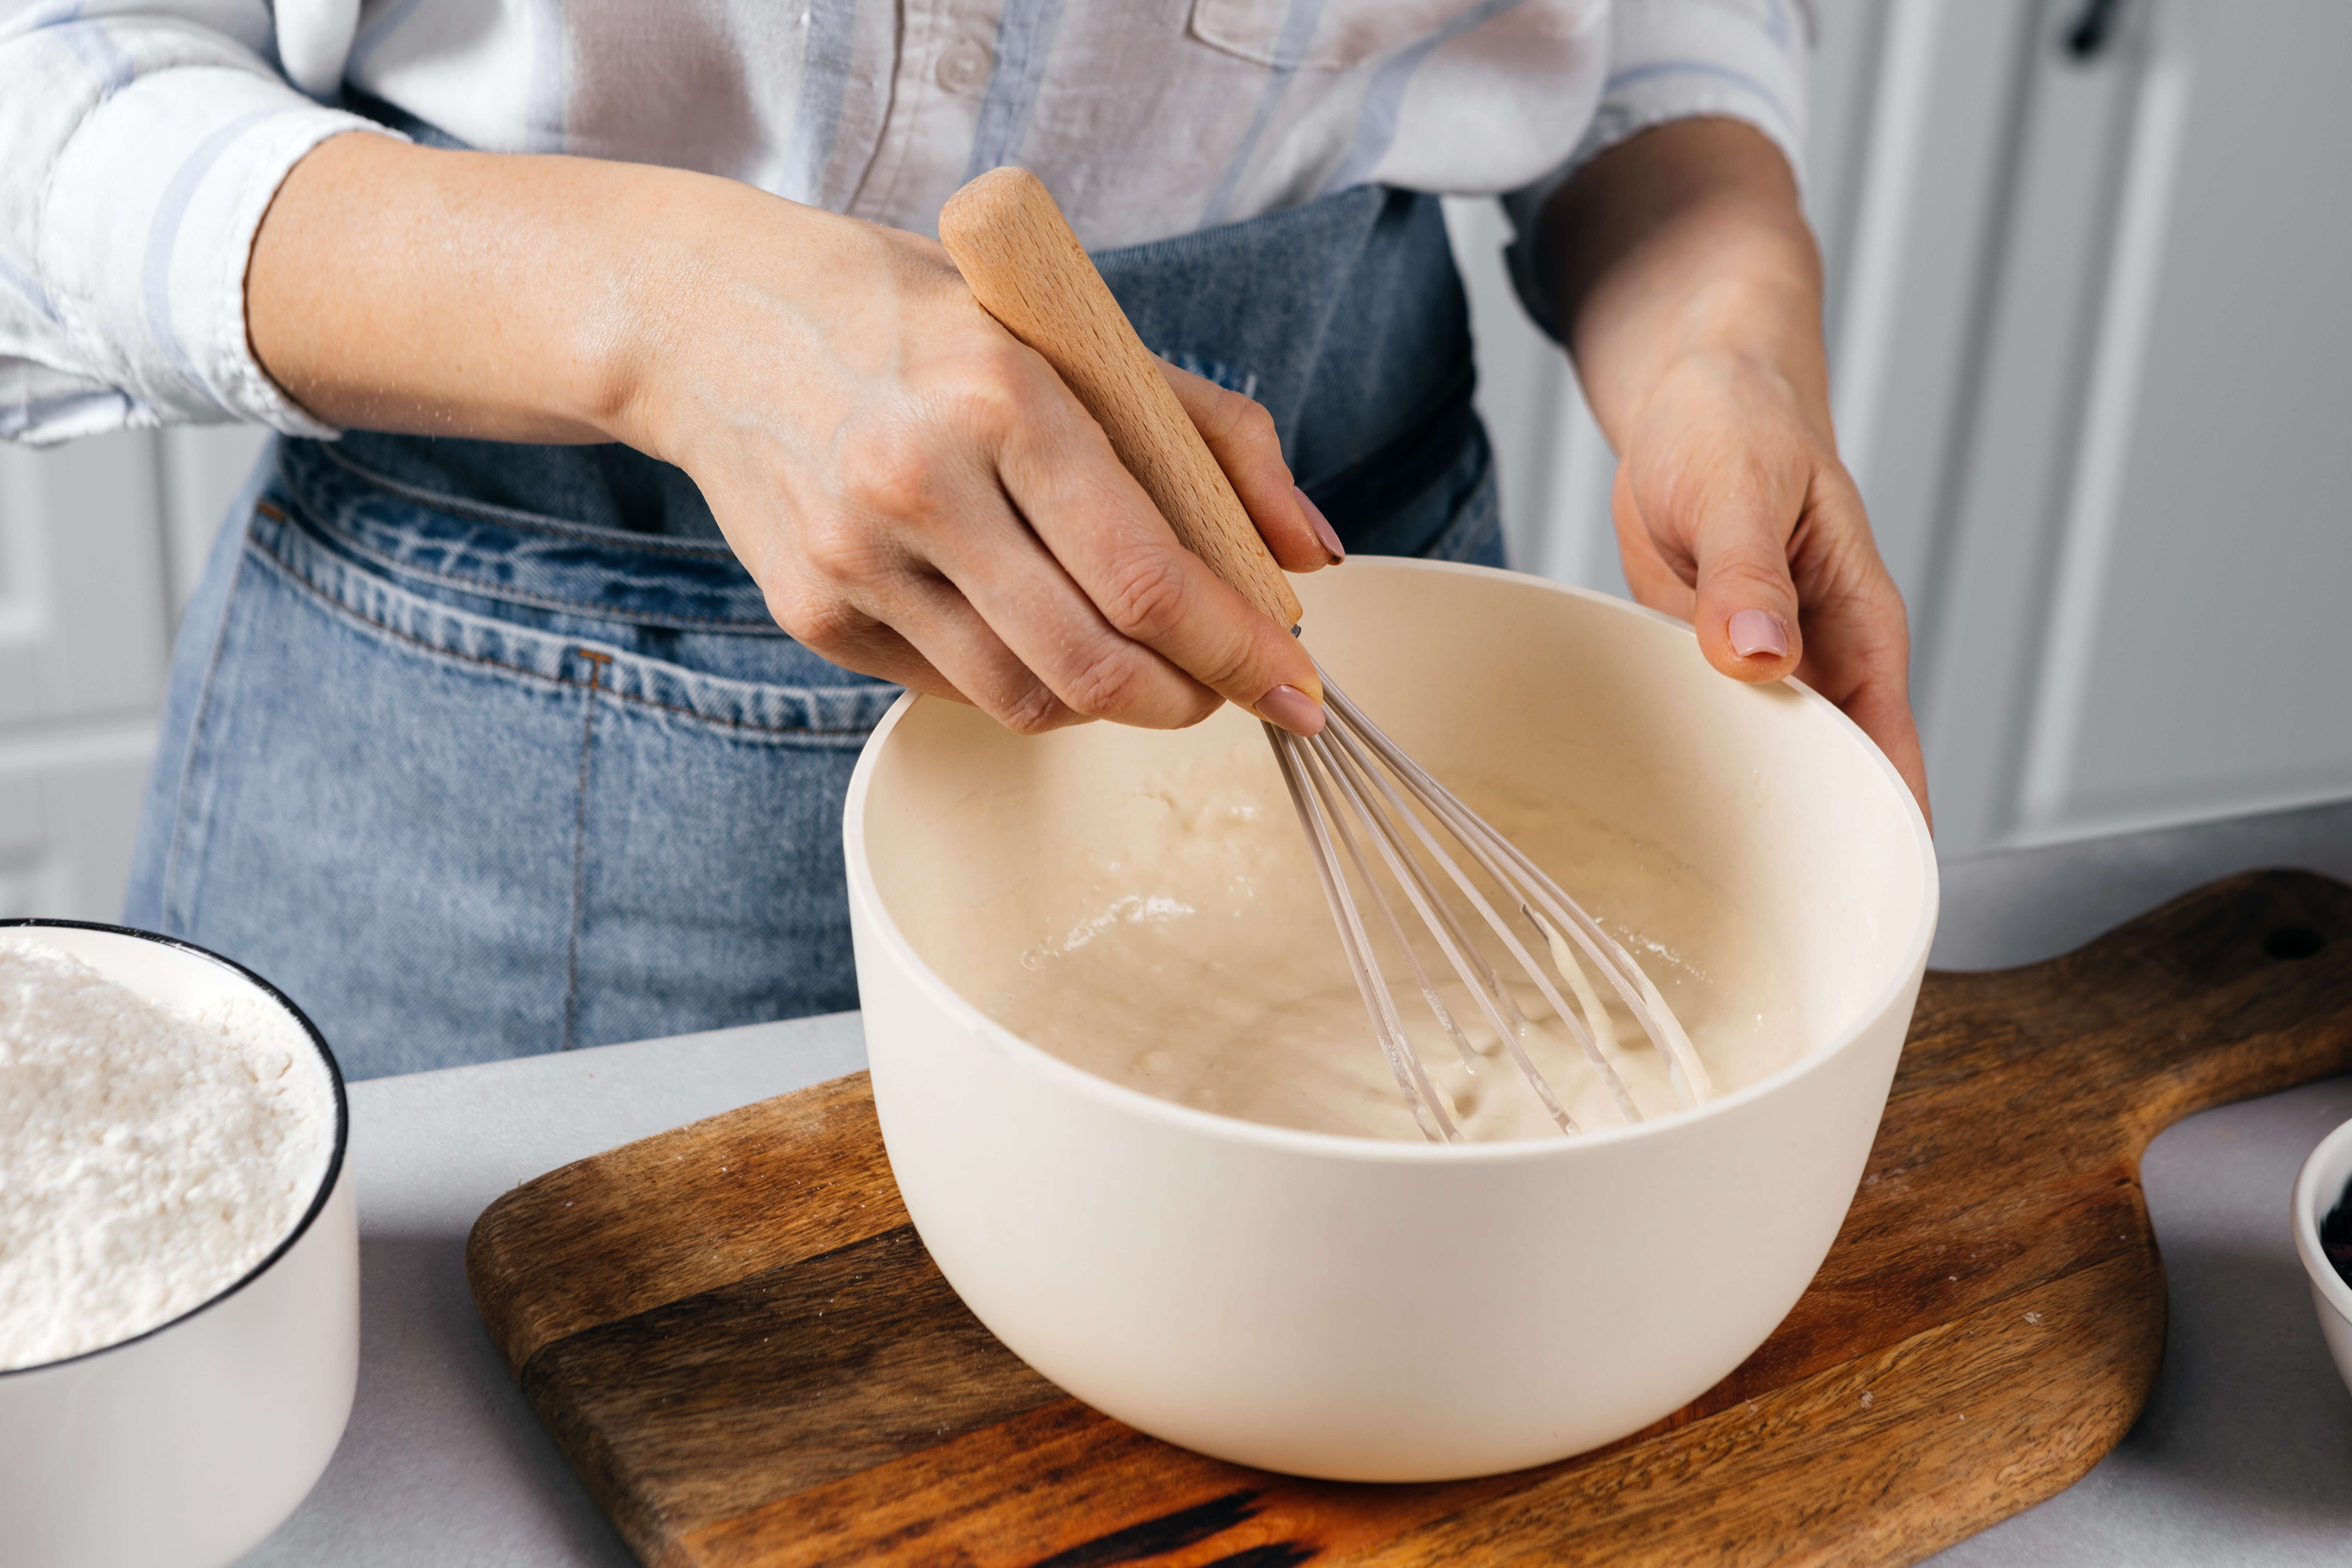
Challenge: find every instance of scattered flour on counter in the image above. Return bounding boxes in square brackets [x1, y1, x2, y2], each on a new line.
[0, 941, 334, 1372]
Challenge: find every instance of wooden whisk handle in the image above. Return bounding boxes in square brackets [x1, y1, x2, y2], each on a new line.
[938, 167, 1305, 629]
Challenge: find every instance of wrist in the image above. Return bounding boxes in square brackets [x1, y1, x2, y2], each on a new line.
[1644, 267, 1833, 440]
[1565, 208, 1829, 442]
[595, 182, 921, 470]
[583, 166, 736, 457]
[1540, 118, 1833, 451]
[537, 160, 791, 454]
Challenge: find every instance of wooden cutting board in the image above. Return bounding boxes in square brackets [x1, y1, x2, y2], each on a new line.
[467, 870, 2352, 1567]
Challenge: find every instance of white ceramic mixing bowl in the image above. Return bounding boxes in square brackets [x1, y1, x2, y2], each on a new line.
[845, 559, 1937, 1481]
[0, 920, 358, 1568]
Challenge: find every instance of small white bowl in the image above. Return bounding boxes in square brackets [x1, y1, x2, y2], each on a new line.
[2293, 1115, 2352, 1396]
[845, 558, 1938, 1481]
[0, 920, 358, 1568]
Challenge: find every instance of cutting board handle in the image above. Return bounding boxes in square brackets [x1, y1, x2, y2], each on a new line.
[938, 167, 1304, 630]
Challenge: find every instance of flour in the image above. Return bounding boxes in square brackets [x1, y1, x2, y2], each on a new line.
[0, 941, 334, 1372]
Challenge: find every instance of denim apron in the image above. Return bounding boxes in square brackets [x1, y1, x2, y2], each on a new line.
[125, 184, 1504, 1080]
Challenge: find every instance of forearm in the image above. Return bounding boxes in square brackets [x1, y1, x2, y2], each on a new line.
[247, 133, 856, 452]
[1537, 118, 1828, 449]
[249, 134, 666, 441]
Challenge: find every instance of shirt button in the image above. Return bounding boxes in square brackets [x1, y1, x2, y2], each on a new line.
[937, 38, 992, 93]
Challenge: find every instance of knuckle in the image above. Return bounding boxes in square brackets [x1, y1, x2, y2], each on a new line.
[1230, 396, 1279, 451]
[1819, 455, 1864, 502]
[769, 585, 860, 653]
[1169, 686, 1223, 729]
[796, 509, 890, 587]
[1193, 383, 1277, 458]
[935, 345, 1033, 442]
[835, 436, 939, 527]
[997, 679, 1076, 736]
[1709, 555, 1798, 608]
[1093, 549, 1192, 643]
[1058, 644, 1157, 721]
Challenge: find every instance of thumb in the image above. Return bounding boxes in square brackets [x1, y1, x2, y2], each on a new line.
[1690, 515, 1803, 684]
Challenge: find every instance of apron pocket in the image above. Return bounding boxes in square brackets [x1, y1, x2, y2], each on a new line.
[142, 493, 895, 1081]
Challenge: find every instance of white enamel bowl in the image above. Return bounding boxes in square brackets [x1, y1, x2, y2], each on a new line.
[844, 558, 1937, 1481]
[0, 921, 358, 1568]
[2292, 1115, 2352, 1398]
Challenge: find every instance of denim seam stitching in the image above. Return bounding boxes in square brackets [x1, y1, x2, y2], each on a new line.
[562, 651, 607, 1053]
[287, 513, 785, 632]
[306, 442, 741, 560]
[246, 527, 882, 738]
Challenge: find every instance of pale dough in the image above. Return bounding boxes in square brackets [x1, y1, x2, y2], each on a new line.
[940, 736, 1807, 1144]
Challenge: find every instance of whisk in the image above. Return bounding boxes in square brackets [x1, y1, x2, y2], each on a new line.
[940, 169, 1707, 1142]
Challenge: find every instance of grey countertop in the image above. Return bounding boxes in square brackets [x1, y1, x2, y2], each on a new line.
[235, 796, 2352, 1566]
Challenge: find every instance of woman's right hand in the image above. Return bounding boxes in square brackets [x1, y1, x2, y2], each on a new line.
[247, 135, 1337, 735]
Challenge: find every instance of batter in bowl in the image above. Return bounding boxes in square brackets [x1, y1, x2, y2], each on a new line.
[932, 729, 1808, 1144]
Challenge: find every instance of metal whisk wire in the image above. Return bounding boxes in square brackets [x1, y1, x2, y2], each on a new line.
[1268, 666, 1710, 1144]
[934, 170, 1709, 1143]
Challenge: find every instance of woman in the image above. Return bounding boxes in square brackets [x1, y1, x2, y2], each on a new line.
[1, 0, 1924, 1077]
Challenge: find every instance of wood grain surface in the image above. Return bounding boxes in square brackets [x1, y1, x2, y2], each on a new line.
[467, 870, 2352, 1567]
[937, 167, 1306, 632]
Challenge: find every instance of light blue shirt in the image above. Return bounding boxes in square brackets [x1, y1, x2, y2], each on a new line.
[0, 0, 1810, 446]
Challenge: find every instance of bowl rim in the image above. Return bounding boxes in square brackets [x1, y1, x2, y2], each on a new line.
[2293, 1114, 2352, 1323]
[844, 557, 1941, 1163]
[0, 918, 351, 1377]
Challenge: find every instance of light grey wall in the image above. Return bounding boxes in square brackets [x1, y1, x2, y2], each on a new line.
[0, 424, 266, 920]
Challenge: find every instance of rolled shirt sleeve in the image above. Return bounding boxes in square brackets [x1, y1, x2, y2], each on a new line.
[1503, 0, 1813, 342]
[1, 2, 398, 445]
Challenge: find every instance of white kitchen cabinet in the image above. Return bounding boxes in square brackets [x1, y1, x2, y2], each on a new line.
[1878, 0, 2352, 850]
[1963, 0, 2352, 847]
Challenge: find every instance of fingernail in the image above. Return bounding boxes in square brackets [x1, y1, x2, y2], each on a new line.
[1295, 486, 1344, 564]
[1256, 683, 1327, 737]
[1728, 608, 1790, 660]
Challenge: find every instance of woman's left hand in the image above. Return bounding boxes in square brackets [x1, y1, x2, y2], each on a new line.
[1609, 347, 1926, 822]
[1539, 117, 1931, 826]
